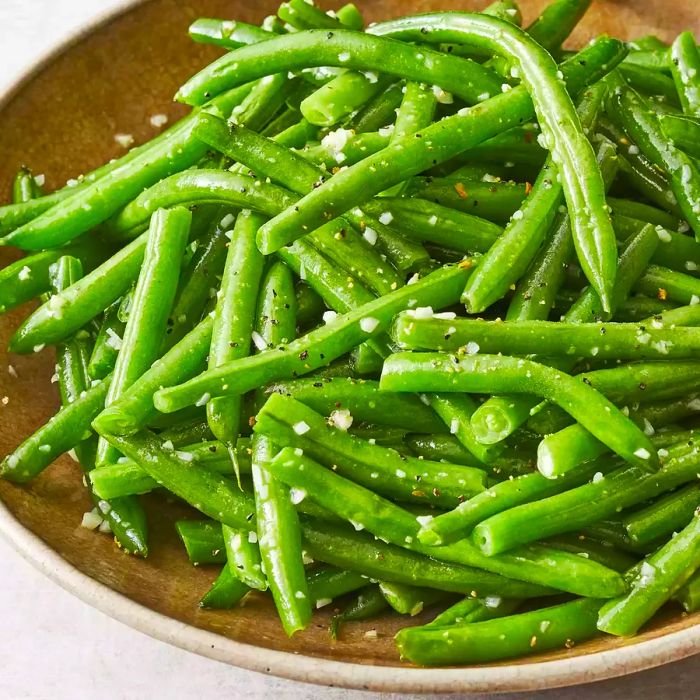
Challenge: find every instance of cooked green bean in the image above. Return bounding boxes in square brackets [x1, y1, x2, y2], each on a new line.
[607, 72, 700, 240]
[396, 598, 602, 666]
[222, 524, 267, 590]
[392, 316, 700, 361]
[252, 38, 626, 256]
[101, 430, 255, 528]
[200, 567, 250, 609]
[381, 351, 657, 471]
[473, 439, 700, 554]
[96, 207, 191, 466]
[265, 377, 446, 433]
[301, 520, 556, 598]
[598, 511, 700, 636]
[379, 581, 452, 616]
[670, 31, 700, 117]
[254, 393, 488, 508]
[623, 484, 700, 546]
[154, 264, 473, 412]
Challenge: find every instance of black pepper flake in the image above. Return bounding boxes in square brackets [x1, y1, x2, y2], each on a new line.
[229, 341, 239, 348]
[299, 350, 309, 360]
[433, 487, 442, 497]
[582, 377, 592, 385]
[313, 382, 323, 388]
[639, 382, 647, 390]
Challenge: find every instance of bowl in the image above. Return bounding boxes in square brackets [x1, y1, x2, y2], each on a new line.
[1, 0, 700, 693]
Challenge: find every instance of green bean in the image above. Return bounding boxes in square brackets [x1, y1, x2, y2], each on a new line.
[393, 81, 438, 140]
[192, 115, 402, 295]
[527, 0, 591, 56]
[347, 81, 405, 133]
[370, 15, 621, 311]
[200, 566, 250, 609]
[670, 31, 700, 117]
[0, 239, 106, 316]
[613, 217, 700, 279]
[222, 524, 267, 590]
[613, 295, 673, 321]
[380, 352, 656, 471]
[546, 533, 639, 573]
[12, 167, 43, 203]
[390, 178, 527, 226]
[295, 282, 325, 329]
[95, 208, 191, 466]
[330, 586, 389, 640]
[634, 264, 700, 305]
[93, 316, 212, 437]
[49, 257, 95, 464]
[463, 81, 607, 312]
[1, 87, 250, 250]
[177, 29, 502, 107]
[418, 457, 617, 546]
[166, 208, 232, 347]
[87, 302, 125, 380]
[644, 303, 700, 327]
[301, 520, 553, 599]
[364, 197, 502, 254]
[90, 440, 243, 499]
[176, 520, 226, 565]
[102, 430, 255, 528]
[620, 64, 680, 106]
[265, 377, 446, 434]
[349, 211, 430, 274]
[674, 570, 700, 613]
[393, 315, 700, 361]
[0, 375, 110, 483]
[301, 72, 394, 128]
[609, 197, 681, 230]
[188, 18, 274, 50]
[205, 210, 265, 468]
[469, 139, 620, 444]
[335, 3, 364, 31]
[599, 511, 700, 636]
[252, 261, 311, 636]
[608, 72, 700, 240]
[473, 439, 700, 554]
[379, 581, 452, 616]
[427, 595, 521, 627]
[267, 445, 446, 549]
[623, 484, 700, 546]
[254, 393, 487, 509]
[396, 598, 602, 666]
[600, 116, 683, 217]
[426, 394, 502, 465]
[298, 131, 389, 169]
[406, 434, 483, 467]
[46, 256, 147, 554]
[104, 171, 295, 240]
[11, 232, 151, 354]
[252, 37, 626, 256]
[306, 566, 368, 606]
[659, 113, 700, 159]
[154, 264, 473, 412]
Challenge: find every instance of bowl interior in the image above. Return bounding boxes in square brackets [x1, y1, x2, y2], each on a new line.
[1, 0, 700, 688]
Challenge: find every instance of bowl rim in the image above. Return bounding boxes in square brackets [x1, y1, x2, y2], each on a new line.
[1, 0, 700, 692]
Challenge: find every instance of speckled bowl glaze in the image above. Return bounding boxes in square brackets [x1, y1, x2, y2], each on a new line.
[1, 0, 700, 692]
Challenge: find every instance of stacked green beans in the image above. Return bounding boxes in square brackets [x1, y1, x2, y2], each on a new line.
[4, 0, 700, 668]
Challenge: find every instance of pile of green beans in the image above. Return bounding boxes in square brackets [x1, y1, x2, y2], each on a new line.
[5, 0, 700, 669]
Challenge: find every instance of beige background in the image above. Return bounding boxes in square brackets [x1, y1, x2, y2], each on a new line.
[0, 1, 699, 698]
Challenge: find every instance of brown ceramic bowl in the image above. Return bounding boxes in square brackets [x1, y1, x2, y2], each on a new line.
[1, 0, 700, 693]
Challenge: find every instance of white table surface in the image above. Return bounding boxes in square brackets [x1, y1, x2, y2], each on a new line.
[1, 2, 699, 698]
